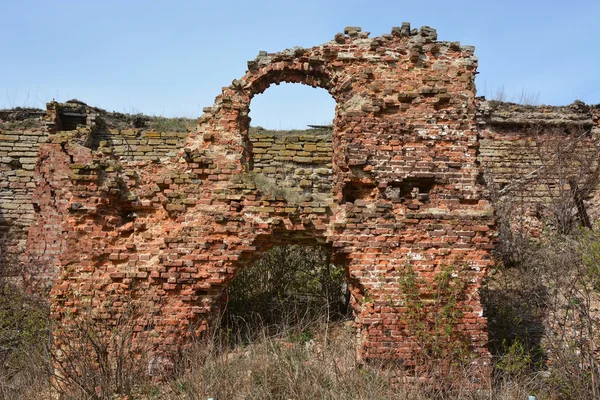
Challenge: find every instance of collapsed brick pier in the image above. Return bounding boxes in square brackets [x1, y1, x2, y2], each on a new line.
[0, 23, 515, 382]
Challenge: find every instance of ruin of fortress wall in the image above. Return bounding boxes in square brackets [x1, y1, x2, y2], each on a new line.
[3, 101, 599, 285]
[477, 101, 600, 235]
[0, 105, 335, 287]
[0, 22, 597, 383]
[21, 23, 496, 382]
[0, 103, 196, 289]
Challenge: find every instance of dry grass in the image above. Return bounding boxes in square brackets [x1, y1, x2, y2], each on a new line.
[245, 172, 303, 203]
[485, 85, 540, 106]
[0, 313, 596, 399]
[0, 285, 51, 400]
[2, 241, 600, 399]
[126, 319, 575, 400]
[165, 321, 398, 400]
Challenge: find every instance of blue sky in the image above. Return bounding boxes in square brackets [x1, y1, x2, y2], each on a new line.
[1, 0, 599, 129]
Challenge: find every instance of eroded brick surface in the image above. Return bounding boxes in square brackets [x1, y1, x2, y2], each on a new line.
[0, 109, 48, 283]
[477, 101, 600, 235]
[10, 24, 503, 381]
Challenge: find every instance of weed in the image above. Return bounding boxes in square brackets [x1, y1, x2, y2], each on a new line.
[245, 171, 303, 203]
[147, 116, 196, 132]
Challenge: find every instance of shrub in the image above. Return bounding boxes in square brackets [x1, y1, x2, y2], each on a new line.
[0, 281, 51, 399]
[52, 300, 153, 399]
[483, 224, 600, 398]
[393, 263, 481, 392]
[222, 245, 348, 345]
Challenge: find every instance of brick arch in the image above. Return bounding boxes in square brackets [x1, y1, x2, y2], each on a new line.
[38, 24, 495, 386]
[211, 65, 346, 305]
[247, 67, 337, 98]
[241, 67, 340, 171]
[195, 59, 349, 173]
[215, 221, 355, 337]
[227, 225, 337, 289]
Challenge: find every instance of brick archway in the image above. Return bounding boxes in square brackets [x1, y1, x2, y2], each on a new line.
[188, 55, 350, 196]
[32, 24, 494, 384]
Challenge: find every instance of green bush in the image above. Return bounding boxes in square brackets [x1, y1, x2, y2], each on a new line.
[222, 245, 348, 344]
[483, 226, 600, 398]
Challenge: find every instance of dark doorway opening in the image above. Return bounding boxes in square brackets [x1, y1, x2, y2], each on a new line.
[221, 244, 350, 345]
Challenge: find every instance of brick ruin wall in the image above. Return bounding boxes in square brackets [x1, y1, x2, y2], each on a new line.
[477, 101, 600, 236]
[1, 24, 598, 383]
[0, 109, 336, 280]
[4, 24, 495, 382]
[249, 128, 333, 201]
[0, 110, 46, 279]
[8, 102, 597, 288]
[0, 104, 193, 289]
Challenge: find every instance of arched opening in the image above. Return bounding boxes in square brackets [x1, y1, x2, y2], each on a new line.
[249, 83, 336, 130]
[221, 242, 350, 345]
[208, 68, 356, 359]
[221, 236, 351, 346]
[246, 83, 336, 204]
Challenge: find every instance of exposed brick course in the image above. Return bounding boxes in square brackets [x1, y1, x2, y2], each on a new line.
[0, 110, 47, 283]
[12, 24, 600, 384]
[5, 24, 497, 382]
[477, 100, 600, 235]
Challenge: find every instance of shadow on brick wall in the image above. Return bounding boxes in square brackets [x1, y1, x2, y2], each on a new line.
[0, 210, 23, 279]
[0, 209, 9, 276]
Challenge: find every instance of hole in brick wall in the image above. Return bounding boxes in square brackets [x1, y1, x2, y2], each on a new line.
[383, 178, 435, 203]
[221, 244, 351, 345]
[247, 83, 335, 203]
[459, 199, 480, 205]
[8, 159, 22, 169]
[342, 181, 377, 203]
[57, 112, 87, 131]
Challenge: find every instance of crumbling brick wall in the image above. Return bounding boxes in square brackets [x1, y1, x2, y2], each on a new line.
[24, 24, 498, 382]
[0, 102, 194, 291]
[477, 100, 600, 236]
[0, 109, 48, 283]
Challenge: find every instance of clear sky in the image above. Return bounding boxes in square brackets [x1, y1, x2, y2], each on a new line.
[2, 0, 599, 129]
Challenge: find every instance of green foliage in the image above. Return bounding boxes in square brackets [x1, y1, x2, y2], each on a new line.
[394, 263, 476, 379]
[222, 245, 348, 344]
[495, 339, 536, 375]
[287, 329, 313, 345]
